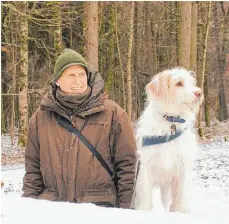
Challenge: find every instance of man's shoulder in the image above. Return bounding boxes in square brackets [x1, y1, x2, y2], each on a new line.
[103, 99, 124, 112]
[29, 106, 52, 124]
[33, 106, 51, 117]
[102, 99, 127, 119]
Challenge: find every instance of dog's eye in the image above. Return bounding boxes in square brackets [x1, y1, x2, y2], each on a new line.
[176, 81, 183, 87]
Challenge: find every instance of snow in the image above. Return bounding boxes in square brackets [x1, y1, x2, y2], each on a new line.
[1, 140, 229, 224]
[193, 140, 229, 196]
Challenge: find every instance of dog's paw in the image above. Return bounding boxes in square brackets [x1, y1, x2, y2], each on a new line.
[177, 207, 190, 213]
[170, 203, 190, 213]
[134, 203, 152, 210]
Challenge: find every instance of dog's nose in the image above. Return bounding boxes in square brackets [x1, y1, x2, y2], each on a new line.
[194, 90, 202, 98]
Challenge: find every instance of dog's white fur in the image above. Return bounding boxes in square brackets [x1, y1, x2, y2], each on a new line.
[132, 67, 203, 213]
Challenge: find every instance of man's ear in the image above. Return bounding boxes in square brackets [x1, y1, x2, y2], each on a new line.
[146, 77, 161, 98]
[55, 80, 60, 86]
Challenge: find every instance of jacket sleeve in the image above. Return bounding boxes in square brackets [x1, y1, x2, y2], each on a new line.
[22, 112, 45, 198]
[113, 110, 138, 209]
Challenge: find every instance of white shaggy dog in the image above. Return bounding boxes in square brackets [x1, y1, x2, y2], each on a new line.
[132, 67, 203, 213]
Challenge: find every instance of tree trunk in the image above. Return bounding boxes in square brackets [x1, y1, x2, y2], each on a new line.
[198, 1, 212, 135]
[115, 2, 126, 111]
[190, 2, 198, 72]
[217, 2, 229, 121]
[1, 6, 9, 134]
[203, 2, 212, 127]
[53, 2, 62, 58]
[204, 73, 211, 127]
[105, 4, 115, 95]
[1, 49, 7, 134]
[133, 2, 139, 118]
[85, 2, 98, 71]
[10, 35, 17, 145]
[179, 2, 192, 69]
[98, 2, 105, 79]
[144, 2, 153, 75]
[17, 1, 29, 147]
[1, 97, 6, 134]
[199, 2, 211, 90]
[218, 85, 228, 121]
[176, 2, 180, 66]
[126, 2, 135, 120]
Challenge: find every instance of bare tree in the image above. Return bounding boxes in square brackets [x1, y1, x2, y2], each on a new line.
[17, 1, 29, 146]
[10, 31, 17, 145]
[85, 2, 98, 71]
[217, 2, 229, 121]
[179, 2, 192, 69]
[115, 2, 126, 111]
[53, 2, 63, 58]
[104, 3, 115, 96]
[197, 1, 212, 135]
[190, 2, 198, 72]
[144, 2, 153, 75]
[126, 2, 135, 119]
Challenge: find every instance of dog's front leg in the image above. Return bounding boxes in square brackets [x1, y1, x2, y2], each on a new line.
[161, 183, 171, 211]
[170, 173, 191, 213]
[132, 165, 153, 210]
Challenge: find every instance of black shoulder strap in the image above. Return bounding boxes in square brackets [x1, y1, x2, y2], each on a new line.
[54, 113, 114, 179]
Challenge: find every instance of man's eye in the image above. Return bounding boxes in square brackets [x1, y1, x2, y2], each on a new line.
[69, 74, 75, 77]
[80, 73, 86, 76]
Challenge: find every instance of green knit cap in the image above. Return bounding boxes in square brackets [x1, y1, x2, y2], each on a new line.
[53, 48, 89, 82]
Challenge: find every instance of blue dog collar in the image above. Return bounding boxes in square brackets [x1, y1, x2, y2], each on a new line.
[142, 129, 185, 147]
[163, 115, 186, 123]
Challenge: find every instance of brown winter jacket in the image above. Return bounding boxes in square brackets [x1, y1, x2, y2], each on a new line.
[22, 72, 137, 209]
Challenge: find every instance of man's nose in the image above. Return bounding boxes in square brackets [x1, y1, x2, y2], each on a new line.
[73, 77, 80, 84]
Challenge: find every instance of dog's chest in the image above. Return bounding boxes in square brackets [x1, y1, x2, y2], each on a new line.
[139, 130, 197, 176]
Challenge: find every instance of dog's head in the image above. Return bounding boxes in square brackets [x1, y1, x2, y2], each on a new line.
[146, 67, 204, 114]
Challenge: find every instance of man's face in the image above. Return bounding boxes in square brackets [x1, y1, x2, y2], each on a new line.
[56, 65, 88, 94]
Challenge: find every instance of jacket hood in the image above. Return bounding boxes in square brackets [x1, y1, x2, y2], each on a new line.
[40, 71, 106, 118]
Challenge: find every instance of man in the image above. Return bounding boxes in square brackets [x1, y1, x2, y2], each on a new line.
[22, 48, 137, 209]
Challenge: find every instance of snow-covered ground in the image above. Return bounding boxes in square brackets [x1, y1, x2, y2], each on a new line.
[1, 139, 229, 224]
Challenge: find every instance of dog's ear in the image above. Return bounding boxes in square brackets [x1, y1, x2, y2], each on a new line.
[146, 77, 161, 98]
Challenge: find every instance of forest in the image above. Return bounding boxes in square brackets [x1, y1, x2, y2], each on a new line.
[1, 1, 229, 146]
